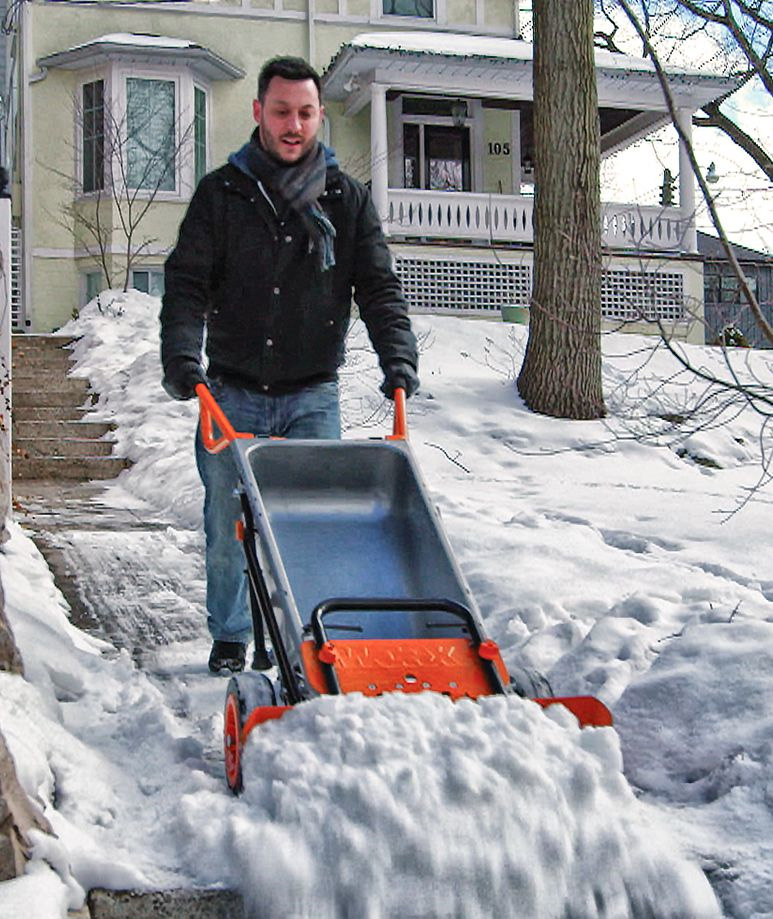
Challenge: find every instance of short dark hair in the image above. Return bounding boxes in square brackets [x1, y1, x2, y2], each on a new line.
[257, 57, 322, 103]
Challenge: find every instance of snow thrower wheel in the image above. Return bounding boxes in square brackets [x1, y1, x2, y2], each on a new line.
[223, 673, 277, 794]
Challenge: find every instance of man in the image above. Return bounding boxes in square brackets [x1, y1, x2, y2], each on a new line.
[160, 56, 418, 674]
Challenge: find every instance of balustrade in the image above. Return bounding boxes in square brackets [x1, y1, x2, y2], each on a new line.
[386, 189, 687, 253]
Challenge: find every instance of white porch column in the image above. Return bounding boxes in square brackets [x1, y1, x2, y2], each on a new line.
[676, 108, 698, 253]
[370, 82, 389, 230]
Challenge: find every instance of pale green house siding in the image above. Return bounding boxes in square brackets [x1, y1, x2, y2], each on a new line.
[20, 0, 519, 330]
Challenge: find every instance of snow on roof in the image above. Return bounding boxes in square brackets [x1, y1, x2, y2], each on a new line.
[347, 31, 712, 79]
[66, 33, 201, 53]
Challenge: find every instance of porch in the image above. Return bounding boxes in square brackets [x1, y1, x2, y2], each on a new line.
[322, 33, 740, 259]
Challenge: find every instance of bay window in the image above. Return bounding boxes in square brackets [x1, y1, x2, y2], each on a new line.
[78, 71, 208, 197]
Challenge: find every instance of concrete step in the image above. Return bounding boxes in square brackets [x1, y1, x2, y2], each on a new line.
[11, 339, 77, 369]
[86, 888, 244, 918]
[13, 419, 116, 439]
[11, 351, 75, 383]
[12, 456, 130, 480]
[11, 334, 128, 483]
[13, 437, 116, 459]
[12, 406, 88, 422]
[12, 334, 76, 351]
[11, 362, 83, 386]
[12, 382, 93, 408]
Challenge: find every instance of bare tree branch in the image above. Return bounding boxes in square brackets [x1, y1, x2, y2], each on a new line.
[617, 0, 773, 345]
[694, 100, 773, 178]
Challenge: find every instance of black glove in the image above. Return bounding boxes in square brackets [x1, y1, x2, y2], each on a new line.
[162, 357, 207, 401]
[380, 361, 419, 400]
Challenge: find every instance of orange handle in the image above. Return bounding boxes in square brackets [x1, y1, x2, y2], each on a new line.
[198, 382, 406, 450]
[196, 382, 253, 453]
[388, 387, 408, 440]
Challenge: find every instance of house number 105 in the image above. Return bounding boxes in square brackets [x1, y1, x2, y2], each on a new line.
[488, 142, 511, 156]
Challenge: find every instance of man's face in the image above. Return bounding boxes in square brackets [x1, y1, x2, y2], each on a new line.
[253, 77, 324, 165]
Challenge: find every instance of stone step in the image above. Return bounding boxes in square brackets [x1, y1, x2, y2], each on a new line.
[11, 355, 75, 375]
[11, 334, 128, 482]
[86, 888, 243, 918]
[12, 406, 88, 422]
[13, 362, 82, 379]
[13, 437, 116, 459]
[12, 419, 116, 439]
[12, 383, 93, 408]
[13, 375, 90, 395]
[12, 334, 77, 351]
[12, 456, 130, 480]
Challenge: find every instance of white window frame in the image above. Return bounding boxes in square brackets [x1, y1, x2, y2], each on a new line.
[116, 65, 182, 200]
[76, 63, 209, 201]
[192, 82, 209, 188]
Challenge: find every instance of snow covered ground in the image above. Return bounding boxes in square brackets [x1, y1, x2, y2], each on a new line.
[1, 292, 771, 917]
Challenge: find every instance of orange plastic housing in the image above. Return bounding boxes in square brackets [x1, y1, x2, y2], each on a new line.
[534, 696, 613, 727]
[300, 637, 510, 701]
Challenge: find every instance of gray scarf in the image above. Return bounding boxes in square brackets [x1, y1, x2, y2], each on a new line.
[229, 135, 337, 271]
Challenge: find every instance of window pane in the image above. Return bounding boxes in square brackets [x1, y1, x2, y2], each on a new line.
[131, 269, 165, 297]
[425, 126, 470, 192]
[383, 0, 433, 15]
[194, 87, 207, 186]
[132, 270, 150, 293]
[127, 78, 176, 191]
[149, 271, 165, 298]
[85, 271, 102, 302]
[82, 80, 104, 193]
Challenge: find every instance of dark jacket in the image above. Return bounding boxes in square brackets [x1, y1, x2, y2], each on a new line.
[160, 154, 417, 391]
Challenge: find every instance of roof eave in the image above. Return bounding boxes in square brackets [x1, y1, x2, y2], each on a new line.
[37, 42, 245, 82]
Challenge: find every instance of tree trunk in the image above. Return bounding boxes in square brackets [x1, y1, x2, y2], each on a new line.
[517, 0, 605, 420]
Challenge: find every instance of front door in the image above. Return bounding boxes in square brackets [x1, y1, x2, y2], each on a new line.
[404, 124, 471, 192]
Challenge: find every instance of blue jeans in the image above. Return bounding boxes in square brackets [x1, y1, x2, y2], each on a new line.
[195, 379, 341, 644]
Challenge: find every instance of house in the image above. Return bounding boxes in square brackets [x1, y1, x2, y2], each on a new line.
[699, 232, 773, 349]
[4, 0, 739, 340]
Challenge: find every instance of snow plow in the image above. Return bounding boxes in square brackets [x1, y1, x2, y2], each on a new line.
[196, 384, 612, 793]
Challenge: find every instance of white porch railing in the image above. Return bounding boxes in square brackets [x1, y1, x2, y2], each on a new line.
[386, 189, 689, 253]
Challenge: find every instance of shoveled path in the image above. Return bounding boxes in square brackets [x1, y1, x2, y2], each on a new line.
[12, 480, 206, 666]
[11, 479, 244, 919]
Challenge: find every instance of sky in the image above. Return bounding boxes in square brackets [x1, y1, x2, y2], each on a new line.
[1, 292, 772, 917]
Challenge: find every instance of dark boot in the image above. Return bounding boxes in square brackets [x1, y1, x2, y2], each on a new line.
[208, 641, 246, 675]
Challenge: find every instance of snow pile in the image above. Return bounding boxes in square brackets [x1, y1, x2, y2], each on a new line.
[179, 691, 717, 919]
[1, 290, 771, 916]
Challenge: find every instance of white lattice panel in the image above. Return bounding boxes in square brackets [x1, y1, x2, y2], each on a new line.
[394, 256, 531, 311]
[601, 269, 685, 322]
[394, 254, 686, 323]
